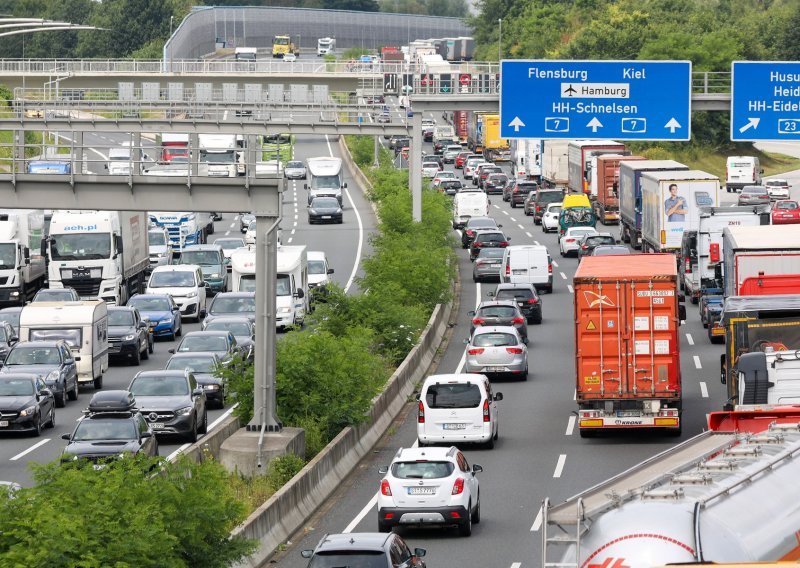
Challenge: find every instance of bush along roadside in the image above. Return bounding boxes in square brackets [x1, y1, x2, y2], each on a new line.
[226, 135, 455, 460]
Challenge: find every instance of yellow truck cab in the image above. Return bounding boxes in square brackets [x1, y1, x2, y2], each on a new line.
[561, 194, 592, 209]
[272, 35, 297, 58]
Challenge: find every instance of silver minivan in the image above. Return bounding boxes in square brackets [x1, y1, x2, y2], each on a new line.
[416, 373, 502, 449]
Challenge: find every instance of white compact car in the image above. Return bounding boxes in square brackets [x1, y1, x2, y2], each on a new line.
[559, 227, 599, 257]
[541, 203, 562, 233]
[377, 446, 483, 536]
[421, 161, 440, 178]
[765, 178, 790, 200]
[146, 264, 207, 321]
[417, 374, 502, 449]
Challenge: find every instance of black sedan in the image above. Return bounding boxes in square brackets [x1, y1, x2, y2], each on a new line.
[166, 352, 226, 408]
[308, 197, 343, 224]
[0, 321, 18, 363]
[1, 340, 79, 407]
[577, 233, 617, 259]
[461, 216, 502, 249]
[469, 300, 529, 343]
[0, 374, 55, 436]
[128, 371, 207, 442]
[484, 173, 509, 195]
[107, 306, 152, 366]
[203, 292, 256, 327]
[469, 230, 510, 261]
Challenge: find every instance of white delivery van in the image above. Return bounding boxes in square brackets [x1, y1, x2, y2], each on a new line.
[106, 147, 132, 176]
[500, 245, 553, 293]
[726, 156, 762, 192]
[234, 47, 257, 61]
[18, 300, 108, 389]
[452, 191, 490, 229]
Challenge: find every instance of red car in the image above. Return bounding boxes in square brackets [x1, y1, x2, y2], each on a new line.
[771, 200, 800, 224]
[455, 152, 477, 169]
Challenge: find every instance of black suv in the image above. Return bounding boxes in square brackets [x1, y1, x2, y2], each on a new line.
[461, 216, 502, 249]
[128, 370, 207, 442]
[108, 306, 153, 366]
[492, 283, 543, 324]
[0, 373, 55, 436]
[301, 532, 426, 567]
[1, 340, 79, 407]
[61, 390, 158, 462]
[469, 230, 510, 261]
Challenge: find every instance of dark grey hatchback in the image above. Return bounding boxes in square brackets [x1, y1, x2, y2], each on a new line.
[308, 197, 343, 224]
[302, 532, 426, 568]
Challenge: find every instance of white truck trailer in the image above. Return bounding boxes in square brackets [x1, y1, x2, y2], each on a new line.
[0, 210, 46, 306]
[44, 210, 149, 305]
[198, 134, 238, 178]
[722, 224, 800, 298]
[305, 157, 346, 206]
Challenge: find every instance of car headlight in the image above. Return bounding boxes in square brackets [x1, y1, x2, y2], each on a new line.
[46, 370, 59, 382]
[186, 291, 197, 298]
[208, 273, 220, 278]
[175, 406, 193, 416]
[160, 318, 172, 324]
[203, 384, 220, 391]
[19, 405, 36, 417]
[123, 334, 136, 341]
[309, 209, 317, 214]
[278, 307, 293, 314]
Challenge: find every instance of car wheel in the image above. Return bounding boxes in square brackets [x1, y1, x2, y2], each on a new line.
[130, 345, 141, 366]
[32, 414, 42, 437]
[532, 313, 543, 325]
[459, 502, 473, 536]
[510, 201, 516, 208]
[522, 365, 529, 381]
[199, 410, 208, 434]
[55, 386, 66, 408]
[472, 493, 481, 523]
[148, 338, 155, 354]
[141, 339, 149, 360]
[186, 415, 198, 443]
[176, 323, 182, 337]
[484, 435, 495, 450]
[47, 405, 55, 429]
[579, 428, 596, 439]
[378, 521, 392, 533]
[68, 381, 78, 401]
[559, 248, 565, 257]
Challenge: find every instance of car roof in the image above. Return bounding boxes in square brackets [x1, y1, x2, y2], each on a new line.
[133, 370, 187, 379]
[182, 330, 231, 337]
[394, 445, 457, 461]
[204, 316, 253, 325]
[315, 532, 392, 553]
[11, 340, 66, 348]
[422, 373, 488, 386]
[495, 282, 536, 292]
[307, 251, 327, 261]
[584, 232, 614, 238]
[182, 244, 223, 251]
[477, 299, 519, 309]
[472, 325, 520, 334]
[567, 226, 598, 232]
[151, 264, 199, 272]
[168, 351, 220, 360]
[131, 293, 172, 300]
[0, 373, 39, 382]
[0, 307, 23, 313]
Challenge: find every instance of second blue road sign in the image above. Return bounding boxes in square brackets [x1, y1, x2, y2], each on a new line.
[499, 60, 692, 141]
[731, 61, 800, 142]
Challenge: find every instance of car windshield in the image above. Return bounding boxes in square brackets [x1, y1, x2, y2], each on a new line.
[478, 306, 517, 318]
[276, 274, 291, 296]
[477, 249, 505, 259]
[0, 379, 34, 396]
[496, 288, 534, 301]
[587, 236, 616, 245]
[108, 311, 135, 326]
[547, 205, 562, 213]
[181, 251, 221, 265]
[391, 460, 455, 479]
[467, 219, 497, 230]
[149, 271, 195, 287]
[179, 335, 229, 352]
[476, 233, 504, 243]
[204, 321, 251, 336]
[72, 419, 137, 441]
[472, 332, 518, 347]
[570, 229, 597, 237]
[5, 347, 61, 365]
[129, 297, 171, 311]
[425, 383, 481, 409]
[777, 201, 799, 210]
[286, 161, 303, 169]
[311, 198, 339, 208]
[166, 356, 216, 373]
[34, 289, 75, 302]
[216, 238, 245, 250]
[767, 180, 788, 187]
[538, 192, 564, 203]
[743, 187, 764, 194]
[308, 552, 386, 568]
[129, 375, 189, 396]
[210, 296, 255, 314]
[308, 260, 326, 275]
[30, 329, 81, 348]
[148, 232, 166, 246]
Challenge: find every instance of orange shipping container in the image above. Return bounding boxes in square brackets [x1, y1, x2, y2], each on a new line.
[573, 254, 683, 436]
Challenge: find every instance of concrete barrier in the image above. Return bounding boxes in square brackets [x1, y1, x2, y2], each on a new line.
[232, 281, 455, 568]
[180, 413, 241, 463]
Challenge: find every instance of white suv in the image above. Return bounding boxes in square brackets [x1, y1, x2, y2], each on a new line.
[146, 264, 207, 322]
[417, 374, 502, 449]
[377, 446, 482, 536]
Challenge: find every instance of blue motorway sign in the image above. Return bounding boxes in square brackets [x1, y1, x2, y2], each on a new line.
[731, 61, 800, 141]
[499, 60, 692, 140]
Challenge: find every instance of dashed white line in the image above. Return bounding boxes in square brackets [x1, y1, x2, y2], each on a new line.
[234, 215, 239, 221]
[518, 224, 525, 230]
[553, 454, 567, 478]
[530, 507, 543, 532]
[10, 439, 50, 461]
[501, 210, 509, 216]
[533, 240, 540, 246]
[510, 563, 522, 568]
[560, 272, 567, 280]
[509, 217, 516, 222]
[568, 284, 574, 293]
[700, 382, 709, 398]
[287, 237, 293, 243]
[686, 333, 694, 345]
[525, 232, 532, 238]
[229, 223, 236, 228]
[493, 204, 500, 209]
[291, 229, 296, 235]
[566, 415, 576, 436]
[693, 355, 702, 369]
[551, 260, 558, 267]
[224, 230, 230, 236]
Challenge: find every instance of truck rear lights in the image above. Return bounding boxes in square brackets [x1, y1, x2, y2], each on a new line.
[580, 410, 601, 419]
[548, 262, 553, 274]
[467, 348, 484, 355]
[483, 399, 490, 422]
[383, 512, 395, 520]
[451, 477, 465, 495]
[381, 479, 392, 496]
[417, 401, 425, 423]
[658, 409, 679, 417]
[684, 257, 691, 274]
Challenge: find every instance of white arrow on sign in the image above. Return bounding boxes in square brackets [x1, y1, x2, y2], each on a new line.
[738, 117, 761, 133]
[586, 117, 603, 133]
[664, 118, 682, 133]
[508, 116, 526, 132]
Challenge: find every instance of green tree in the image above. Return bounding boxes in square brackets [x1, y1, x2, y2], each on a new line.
[324, 0, 379, 10]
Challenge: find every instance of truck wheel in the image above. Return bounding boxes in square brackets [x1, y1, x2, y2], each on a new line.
[579, 429, 596, 439]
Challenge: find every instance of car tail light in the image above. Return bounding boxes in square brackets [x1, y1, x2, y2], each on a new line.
[505, 263, 510, 276]
[381, 479, 393, 496]
[499, 241, 508, 247]
[581, 245, 588, 249]
[418, 401, 424, 423]
[527, 298, 538, 304]
[506, 347, 524, 354]
[452, 477, 465, 495]
[548, 261, 553, 275]
[536, 205, 542, 212]
[684, 257, 691, 274]
[474, 241, 483, 247]
[565, 238, 575, 243]
[512, 316, 525, 324]
[483, 399, 491, 422]
[472, 317, 486, 325]
[466, 229, 475, 237]
[468, 348, 484, 355]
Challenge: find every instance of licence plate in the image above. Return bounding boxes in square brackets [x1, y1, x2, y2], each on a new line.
[150, 423, 165, 430]
[408, 487, 436, 495]
[512, 269, 526, 275]
[617, 411, 641, 418]
[443, 423, 467, 430]
[321, 216, 331, 219]
[485, 366, 505, 373]
[0, 421, 8, 427]
[711, 327, 725, 336]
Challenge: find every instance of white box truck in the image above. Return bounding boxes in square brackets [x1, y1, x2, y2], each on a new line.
[725, 156, 762, 192]
[639, 170, 719, 253]
[305, 157, 346, 206]
[0, 210, 46, 306]
[722, 225, 800, 298]
[230, 244, 308, 329]
[317, 37, 335, 56]
[234, 47, 257, 61]
[18, 300, 108, 389]
[541, 140, 569, 188]
[198, 134, 238, 178]
[44, 210, 150, 305]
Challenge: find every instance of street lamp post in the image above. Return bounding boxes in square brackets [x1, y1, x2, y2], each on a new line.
[170, 16, 174, 37]
[498, 18, 502, 62]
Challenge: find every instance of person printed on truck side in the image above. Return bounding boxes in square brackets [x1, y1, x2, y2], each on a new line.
[664, 184, 688, 222]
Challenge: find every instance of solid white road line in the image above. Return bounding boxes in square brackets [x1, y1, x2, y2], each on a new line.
[700, 382, 709, 398]
[166, 444, 191, 462]
[568, 285, 574, 293]
[530, 507, 543, 532]
[326, 135, 364, 293]
[693, 355, 702, 369]
[553, 454, 567, 478]
[511, 563, 522, 568]
[686, 333, 694, 345]
[566, 415, 576, 436]
[10, 439, 50, 461]
[456, 282, 481, 374]
[166, 404, 240, 462]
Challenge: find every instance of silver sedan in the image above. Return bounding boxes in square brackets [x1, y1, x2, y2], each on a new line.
[464, 326, 528, 380]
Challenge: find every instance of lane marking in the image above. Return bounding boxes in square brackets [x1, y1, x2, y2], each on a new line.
[525, 232, 532, 238]
[501, 210, 509, 216]
[560, 272, 567, 280]
[517, 224, 525, 230]
[686, 333, 694, 346]
[568, 284, 574, 293]
[166, 404, 240, 462]
[693, 355, 702, 369]
[509, 217, 516, 222]
[551, 260, 558, 267]
[553, 454, 567, 478]
[229, 223, 236, 228]
[456, 282, 481, 374]
[10, 438, 50, 461]
[700, 382, 709, 398]
[566, 415, 576, 436]
[225, 230, 230, 236]
[530, 507, 543, 532]
[234, 215, 239, 220]
[511, 564, 522, 568]
[287, 237, 293, 243]
[533, 240, 540, 246]
[291, 228, 296, 235]
[166, 444, 191, 461]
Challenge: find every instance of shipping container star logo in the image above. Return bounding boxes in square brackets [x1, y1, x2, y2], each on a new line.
[583, 291, 615, 308]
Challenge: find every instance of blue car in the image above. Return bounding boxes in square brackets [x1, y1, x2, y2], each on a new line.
[126, 294, 183, 341]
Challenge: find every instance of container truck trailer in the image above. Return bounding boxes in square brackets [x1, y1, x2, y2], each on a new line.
[589, 155, 645, 225]
[566, 140, 626, 195]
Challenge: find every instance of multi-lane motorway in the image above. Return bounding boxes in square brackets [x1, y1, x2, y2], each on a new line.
[270, 110, 800, 567]
[0, 130, 376, 486]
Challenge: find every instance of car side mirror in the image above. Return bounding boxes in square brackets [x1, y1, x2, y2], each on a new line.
[327, 268, 334, 274]
[497, 224, 502, 228]
[295, 288, 304, 299]
[301, 550, 313, 559]
[168, 348, 175, 354]
[61, 433, 71, 440]
[343, 182, 348, 189]
[472, 464, 483, 474]
[303, 184, 308, 190]
[414, 548, 426, 558]
[40, 388, 52, 398]
[141, 431, 153, 438]
[468, 310, 475, 316]
[414, 392, 420, 401]
[494, 392, 503, 401]
[9, 336, 17, 344]
[137, 321, 147, 329]
[193, 388, 204, 397]
[378, 465, 389, 474]
[73, 356, 81, 362]
[507, 236, 511, 241]
[199, 281, 206, 287]
[23, 247, 30, 265]
[487, 291, 495, 297]
[720, 353, 727, 384]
